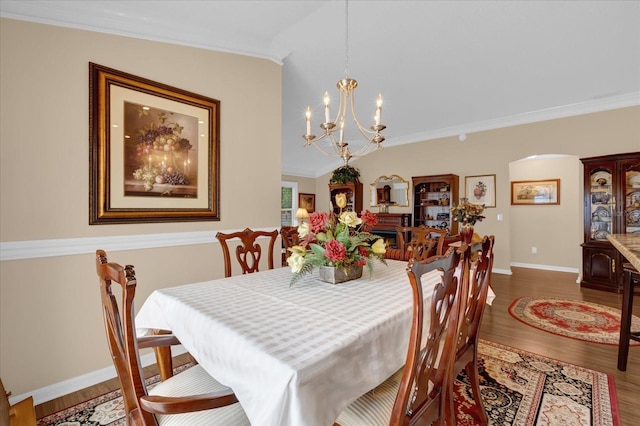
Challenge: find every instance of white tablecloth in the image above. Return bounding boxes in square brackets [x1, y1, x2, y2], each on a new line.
[135, 260, 442, 426]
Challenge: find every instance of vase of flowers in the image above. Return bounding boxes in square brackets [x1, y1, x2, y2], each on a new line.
[450, 198, 485, 244]
[287, 210, 387, 285]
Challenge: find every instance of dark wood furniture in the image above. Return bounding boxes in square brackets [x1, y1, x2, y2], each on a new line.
[329, 182, 363, 214]
[335, 248, 463, 426]
[397, 225, 449, 262]
[280, 226, 299, 266]
[453, 235, 494, 424]
[94, 250, 249, 425]
[412, 174, 459, 234]
[618, 262, 640, 371]
[370, 213, 411, 248]
[580, 152, 640, 292]
[215, 228, 279, 277]
[607, 233, 640, 371]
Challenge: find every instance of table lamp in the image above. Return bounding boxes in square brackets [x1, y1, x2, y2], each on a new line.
[295, 208, 309, 225]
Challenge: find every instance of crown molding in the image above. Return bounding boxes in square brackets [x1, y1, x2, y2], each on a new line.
[0, 3, 288, 64]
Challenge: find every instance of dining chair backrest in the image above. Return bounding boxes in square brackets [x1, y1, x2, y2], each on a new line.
[451, 235, 495, 424]
[95, 250, 248, 426]
[96, 250, 153, 424]
[280, 226, 299, 266]
[397, 225, 449, 262]
[216, 228, 279, 277]
[334, 247, 466, 426]
[389, 247, 465, 425]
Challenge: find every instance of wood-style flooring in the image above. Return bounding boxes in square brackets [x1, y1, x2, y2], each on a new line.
[35, 267, 640, 425]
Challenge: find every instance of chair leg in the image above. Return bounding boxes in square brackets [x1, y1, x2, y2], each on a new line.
[618, 268, 635, 371]
[152, 329, 174, 381]
[464, 354, 488, 425]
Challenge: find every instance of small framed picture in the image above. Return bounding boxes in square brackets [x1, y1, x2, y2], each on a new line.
[511, 179, 560, 205]
[299, 193, 315, 213]
[465, 174, 496, 208]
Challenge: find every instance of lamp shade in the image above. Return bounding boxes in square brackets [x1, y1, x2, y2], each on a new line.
[295, 208, 310, 219]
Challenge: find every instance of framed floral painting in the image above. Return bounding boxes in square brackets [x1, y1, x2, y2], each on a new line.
[465, 174, 496, 208]
[89, 63, 220, 224]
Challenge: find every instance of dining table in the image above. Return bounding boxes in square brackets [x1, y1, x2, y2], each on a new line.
[135, 260, 444, 426]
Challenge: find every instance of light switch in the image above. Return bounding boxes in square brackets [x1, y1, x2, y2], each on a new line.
[497, 213, 503, 221]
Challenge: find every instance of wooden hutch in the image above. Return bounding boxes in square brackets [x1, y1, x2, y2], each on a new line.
[412, 174, 459, 235]
[580, 152, 640, 292]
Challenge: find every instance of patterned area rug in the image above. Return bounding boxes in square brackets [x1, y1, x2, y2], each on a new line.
[509, 297, 640, 345]
[37, 340, 619, 426]
[455, 340, 618, 425]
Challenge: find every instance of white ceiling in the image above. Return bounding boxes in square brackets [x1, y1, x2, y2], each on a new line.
[2, 0, 639, 177]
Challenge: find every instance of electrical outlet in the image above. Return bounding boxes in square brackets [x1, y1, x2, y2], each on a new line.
[531, 246, 537, 254]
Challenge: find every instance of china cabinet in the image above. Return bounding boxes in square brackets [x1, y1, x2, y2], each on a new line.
[329, 182, 363, 214]
[580, 152, 640, 292]
[412, 174, 459, 234]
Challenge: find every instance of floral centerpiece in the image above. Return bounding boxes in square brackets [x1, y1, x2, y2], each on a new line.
[287, 209, 387, 285]
[451, 198, 485, 226]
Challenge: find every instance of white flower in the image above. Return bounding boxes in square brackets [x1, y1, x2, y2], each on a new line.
[287, 250, 306, 273]
[298, 222, 310, 238]
[339, 211, 362, 228]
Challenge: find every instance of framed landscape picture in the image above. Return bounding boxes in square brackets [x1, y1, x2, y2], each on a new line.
[299, 193, 316, 213]
[511, 179, 560, 205]
[465, 174, 496, 208]
[89, 63, 220, 224]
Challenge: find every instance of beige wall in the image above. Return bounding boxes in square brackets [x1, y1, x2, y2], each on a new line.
[0, 19, 282, 396]
[310, 107, 639, 272]
[282, 174, 316, 196]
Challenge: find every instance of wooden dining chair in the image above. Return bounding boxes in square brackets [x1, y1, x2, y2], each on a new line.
[1, 378, 36, 426]
[335, 247, 464, 426]
[215, 228, 279, 277]
[397, 225, 449, 262]
[280, 226, 299, 266]
[451, 235, 494, 425]
[95, 250, 250, 426]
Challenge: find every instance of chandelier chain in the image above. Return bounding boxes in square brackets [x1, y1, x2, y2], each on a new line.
[344, 0, 349, 78]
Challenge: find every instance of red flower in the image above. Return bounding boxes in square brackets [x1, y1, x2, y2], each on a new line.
[358, 246, 369, 257]
[324, 239, 347, 262]
[360, 210, 378, 230]
[354, 258, 367, 266]
[309, 212, 330, 233]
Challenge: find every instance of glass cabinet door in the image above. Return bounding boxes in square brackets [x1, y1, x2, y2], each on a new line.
[624, 160, 640, 235]
[588, 166, 614, 241]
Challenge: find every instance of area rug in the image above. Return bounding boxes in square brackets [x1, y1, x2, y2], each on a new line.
[509, 297, 640, 345]
[37, 340, 619, 426]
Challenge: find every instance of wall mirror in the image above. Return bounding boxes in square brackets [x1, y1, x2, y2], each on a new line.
[370, 175, 410, 207]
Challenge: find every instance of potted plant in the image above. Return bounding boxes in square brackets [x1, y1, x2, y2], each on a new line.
[330, 165, 360, 184]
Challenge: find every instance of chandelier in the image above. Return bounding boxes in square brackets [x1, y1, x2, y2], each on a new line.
[302, 0, 386, 166]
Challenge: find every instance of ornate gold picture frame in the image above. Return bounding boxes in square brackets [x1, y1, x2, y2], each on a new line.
[89, 63, 220, 224]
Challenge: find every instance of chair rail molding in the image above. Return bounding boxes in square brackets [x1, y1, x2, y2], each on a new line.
[0, 228, 277, 261]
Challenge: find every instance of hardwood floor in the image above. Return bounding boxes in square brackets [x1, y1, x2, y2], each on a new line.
[36, 267, 640, 425]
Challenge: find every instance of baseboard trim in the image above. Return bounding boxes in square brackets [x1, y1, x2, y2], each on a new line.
[9, 346, 187, 407]
[510, 262, 579, 274]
